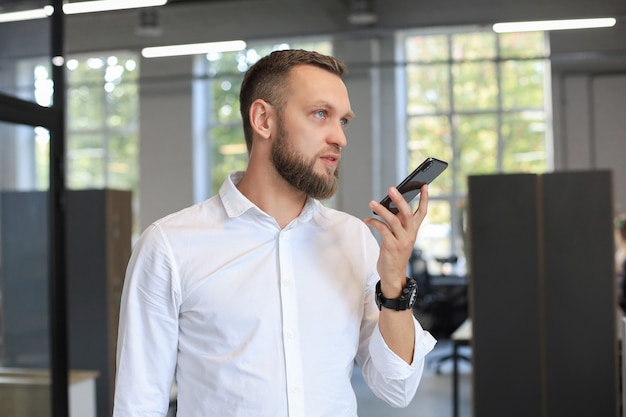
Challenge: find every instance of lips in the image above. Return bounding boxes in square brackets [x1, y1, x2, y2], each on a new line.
[321, 154, 340, 168]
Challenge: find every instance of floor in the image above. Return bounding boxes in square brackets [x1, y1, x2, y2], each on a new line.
[352, 339, 472, 417]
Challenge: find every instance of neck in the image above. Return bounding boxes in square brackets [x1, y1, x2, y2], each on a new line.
[236, 160, 308, 228]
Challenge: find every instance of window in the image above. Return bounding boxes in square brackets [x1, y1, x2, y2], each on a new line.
[27, 53, 140, 231]
[401, 29, 551, 274]
[66, 54, 140, 195]
[193, 39, 332, 201]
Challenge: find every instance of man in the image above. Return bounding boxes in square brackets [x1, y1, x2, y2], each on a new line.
[113, 49, 436, 417]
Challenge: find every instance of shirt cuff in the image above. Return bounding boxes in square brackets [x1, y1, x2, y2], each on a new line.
[369, 316, 437, 380]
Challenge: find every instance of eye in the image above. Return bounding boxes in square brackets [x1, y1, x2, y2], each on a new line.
[340, 118, 349, 127]
[314, 110, 327, 119]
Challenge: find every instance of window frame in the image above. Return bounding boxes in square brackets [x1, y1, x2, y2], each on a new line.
[398, 27, 552, 275]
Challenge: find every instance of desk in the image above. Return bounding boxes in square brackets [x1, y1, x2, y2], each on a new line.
[451, 318, 472, 417]
[430, 274, 467, 287]
[0, 368, 99, 417]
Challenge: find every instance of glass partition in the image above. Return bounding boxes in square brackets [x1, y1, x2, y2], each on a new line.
[0, 1, 63, 414]
[0, 120, 53, 415]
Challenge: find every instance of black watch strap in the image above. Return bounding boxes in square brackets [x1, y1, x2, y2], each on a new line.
[375, 277, 418, 311]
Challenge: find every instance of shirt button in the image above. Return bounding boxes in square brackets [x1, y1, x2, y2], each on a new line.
[286, 330, 295, 339]
[290, 385, 300, 393]
[281, 278, 290, 286]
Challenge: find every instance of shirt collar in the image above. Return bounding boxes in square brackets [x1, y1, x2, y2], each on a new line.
[219, 171, 257, 218]
[219, 171, 324, 225]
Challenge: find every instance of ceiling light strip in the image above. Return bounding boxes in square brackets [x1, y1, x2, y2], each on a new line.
[63, 0, 168, 15]
[493, 17, 617, 33]
[0, 6, 54, 23]
[142, 40, 247, 58]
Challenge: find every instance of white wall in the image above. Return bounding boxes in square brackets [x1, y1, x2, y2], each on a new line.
[552, 73, 626, 214]
[139, 55, 195, 228]
[549, 24, 626, 216]
[593, 76, 626, 215]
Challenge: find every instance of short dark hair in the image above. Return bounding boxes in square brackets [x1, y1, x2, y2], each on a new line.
[239, 49, 347, 153]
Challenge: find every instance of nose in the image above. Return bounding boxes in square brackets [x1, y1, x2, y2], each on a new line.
[328, 123, 348, 149]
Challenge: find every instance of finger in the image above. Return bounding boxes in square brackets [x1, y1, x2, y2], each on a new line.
[413, 184, 428, 217]
[401, 186, 428, 242]
[364, 214, 393, 240]
[369, 197, 400, 229]
[385, 187, 415, 225]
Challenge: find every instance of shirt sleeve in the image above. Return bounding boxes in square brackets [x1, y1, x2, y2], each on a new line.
[368, 318, 436, 404]
[113, 224, 181, 417]
[357, 296, 436, 407]
[356, 230, 437, 408]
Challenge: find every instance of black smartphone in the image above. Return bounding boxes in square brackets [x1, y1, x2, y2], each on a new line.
[377, 157, 448, 215]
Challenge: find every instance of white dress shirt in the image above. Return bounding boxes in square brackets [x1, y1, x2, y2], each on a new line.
[113, 172, 436, 417]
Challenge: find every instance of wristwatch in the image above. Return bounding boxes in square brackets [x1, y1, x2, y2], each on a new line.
[375, 277, 418, 311]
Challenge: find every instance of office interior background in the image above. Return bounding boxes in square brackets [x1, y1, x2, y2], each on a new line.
[0, 0, 625, 416]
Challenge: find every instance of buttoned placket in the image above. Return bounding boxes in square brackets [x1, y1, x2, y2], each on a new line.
[277, 227, 305, 416]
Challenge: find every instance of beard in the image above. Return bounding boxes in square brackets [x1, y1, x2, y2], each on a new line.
[270, 121, 340, 200]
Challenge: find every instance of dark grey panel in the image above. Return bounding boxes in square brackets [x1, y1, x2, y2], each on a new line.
[0, 191, 50, 367]
[467, 174, 544, 417]
[542, 171, 618, 417]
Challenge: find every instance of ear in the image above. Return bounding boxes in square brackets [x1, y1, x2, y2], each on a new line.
[249, 99, 275, 141]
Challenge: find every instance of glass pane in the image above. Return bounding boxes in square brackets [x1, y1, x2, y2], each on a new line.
[105, 58, 139, 129]
[0, 1, 51, 100]
[452, 32, 496, 61]
[500, 32, 547, 59]
[211, 76, 242, 124]
[108, 82, 139, 128]
[414, 199, 452, 274]
[206, 40, 332, 77]
[455, 114, 498, 194]
[210, 125, 248, 193]
[0, 58, 54, 108]
[66, 56, 107, 84]
[502, 111, 547, 173]
[67, 85, 105, 130]
[407, 115, 453, 195]
[0, 121, 52, 414]
[406, 64, 450, 114]
[501, 59, 545, 109]
[108, 132, 139, 191]
[0, 123, 49, 191]
[405, 34, 449, 62]
[291, 40, 333, 56]
[452, 62, 497, 110]
[67, 133, 106, 189]
[26, 60, 54, 108]
[206, 50, 241, 75]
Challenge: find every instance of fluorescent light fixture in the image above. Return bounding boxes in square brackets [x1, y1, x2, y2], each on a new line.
[63, 0, 167, 15]
[0, 6, 54, 23]
[142, 40, 247, 58]
[493, 17, 616, 33]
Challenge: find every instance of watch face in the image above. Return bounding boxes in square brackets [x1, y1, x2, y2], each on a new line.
[401, 279, 417, 309]
[375, 278, 418, 311]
